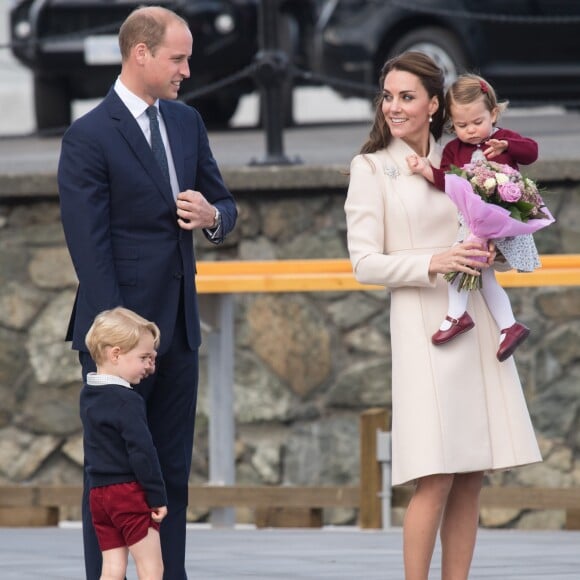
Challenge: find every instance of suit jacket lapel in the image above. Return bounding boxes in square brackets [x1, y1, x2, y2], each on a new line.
[105, 90, 176, 210]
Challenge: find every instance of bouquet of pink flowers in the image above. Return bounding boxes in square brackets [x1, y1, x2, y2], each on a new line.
[444, 159, 555, 290]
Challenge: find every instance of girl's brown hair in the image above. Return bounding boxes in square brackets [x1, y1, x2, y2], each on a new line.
[445, 73, 508, 127]
[360, 51, 445, 154]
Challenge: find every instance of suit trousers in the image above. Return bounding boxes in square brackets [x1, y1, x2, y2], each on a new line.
[80, 291, 199, 580]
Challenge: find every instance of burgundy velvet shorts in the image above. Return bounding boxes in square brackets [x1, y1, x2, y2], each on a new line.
[89, 481, 160, 551]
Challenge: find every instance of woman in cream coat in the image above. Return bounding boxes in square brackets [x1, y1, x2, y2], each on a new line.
[345, 52, 541, 580]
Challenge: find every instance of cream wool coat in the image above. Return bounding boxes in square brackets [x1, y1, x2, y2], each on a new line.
[345, 136, 541, 486]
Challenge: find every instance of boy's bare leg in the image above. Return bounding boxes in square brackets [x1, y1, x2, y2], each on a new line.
[100, 546, 128, 580]
[129, 528, 164, 580]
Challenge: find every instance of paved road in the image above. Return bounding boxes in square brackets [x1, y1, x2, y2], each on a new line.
[1, 524, 580, 579]
[1, 107, 580, 178]
[206, 108, 580, 168]
[2, 0, 580, 174]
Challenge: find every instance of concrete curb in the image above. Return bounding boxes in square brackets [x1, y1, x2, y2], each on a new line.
[0, 159, 577, 199]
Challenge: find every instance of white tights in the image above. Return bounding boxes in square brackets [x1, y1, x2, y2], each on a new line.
[441, 268, 516, 334]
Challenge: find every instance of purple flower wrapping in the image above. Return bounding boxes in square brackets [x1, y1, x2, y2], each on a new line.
[443, 161, 555, 291]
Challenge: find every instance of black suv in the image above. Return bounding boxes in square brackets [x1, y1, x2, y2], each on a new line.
[9, 0, 265, 131]
[11, 0, 580, 133]
[313, 0, 580, 107]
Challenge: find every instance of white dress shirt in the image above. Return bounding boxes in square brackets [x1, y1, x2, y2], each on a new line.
[114, 77, 180, 200]
[86, 371, 133, 389]
[113, 77, 221, 239]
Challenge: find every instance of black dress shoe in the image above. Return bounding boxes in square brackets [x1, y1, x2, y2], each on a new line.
[432, 312, 475, 345]
[497, 322, 530, 362]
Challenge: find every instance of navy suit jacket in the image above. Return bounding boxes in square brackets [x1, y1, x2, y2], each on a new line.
[58, 88, 237, 354]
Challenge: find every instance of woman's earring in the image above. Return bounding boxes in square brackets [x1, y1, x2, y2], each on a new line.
[429, 115, 433, 123]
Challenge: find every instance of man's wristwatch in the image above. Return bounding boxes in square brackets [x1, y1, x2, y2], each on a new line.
[212, 206, 221, 229]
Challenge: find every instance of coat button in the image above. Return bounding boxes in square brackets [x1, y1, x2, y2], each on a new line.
[173, 272, 183, 279]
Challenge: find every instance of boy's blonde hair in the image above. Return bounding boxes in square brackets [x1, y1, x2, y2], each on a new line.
[445, 73, 508, 127]
[85, 307, 160, 365]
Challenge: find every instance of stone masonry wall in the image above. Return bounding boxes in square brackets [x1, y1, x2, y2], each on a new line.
[0, 171, 579, 528]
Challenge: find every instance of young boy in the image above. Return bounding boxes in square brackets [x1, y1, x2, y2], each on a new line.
[82, 307, 167, 580]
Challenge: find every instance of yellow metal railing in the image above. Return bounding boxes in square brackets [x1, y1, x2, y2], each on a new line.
[196, 255, 580, 294]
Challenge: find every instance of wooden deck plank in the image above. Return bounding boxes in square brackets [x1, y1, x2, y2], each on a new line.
[187, 486, 360, 508]
[3, 484, 580, 511]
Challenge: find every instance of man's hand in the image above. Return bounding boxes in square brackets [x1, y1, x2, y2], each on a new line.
[176, 189, 216, 231]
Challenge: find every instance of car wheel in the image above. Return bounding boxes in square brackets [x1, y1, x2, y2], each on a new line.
[388, 27, 468, 88]
[192, 93, 241, 129]
[34, 75, 71, 133]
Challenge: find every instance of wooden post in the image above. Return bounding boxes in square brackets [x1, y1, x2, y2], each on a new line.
[254, 507, 323, 528]
[359, 408, 390, 529]
[565, 509, 580, 529]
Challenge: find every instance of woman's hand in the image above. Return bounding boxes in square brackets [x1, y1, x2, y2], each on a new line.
[429, 241, 491, 275]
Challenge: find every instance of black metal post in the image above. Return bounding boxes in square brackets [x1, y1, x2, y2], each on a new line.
[250, 0, 301, 165]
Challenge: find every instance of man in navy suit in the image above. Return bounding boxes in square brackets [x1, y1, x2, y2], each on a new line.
[58, 6, 237, 579]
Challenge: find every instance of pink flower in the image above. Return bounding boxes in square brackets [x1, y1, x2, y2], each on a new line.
[448, 159, 549, 222]
[498, 164, 519, 176]
[443, 172, 555, 291]
[498, 182, 522, 202]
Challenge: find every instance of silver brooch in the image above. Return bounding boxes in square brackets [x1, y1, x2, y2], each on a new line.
[384, 166, 400, 179]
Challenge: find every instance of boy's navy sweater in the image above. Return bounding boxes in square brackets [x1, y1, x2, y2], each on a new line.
[80, 383, 167, 508]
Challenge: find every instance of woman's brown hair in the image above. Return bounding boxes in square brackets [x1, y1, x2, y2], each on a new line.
[360, 51, 445, 154]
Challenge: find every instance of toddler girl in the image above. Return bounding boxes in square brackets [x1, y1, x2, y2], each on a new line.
[407, 73, 539, 361]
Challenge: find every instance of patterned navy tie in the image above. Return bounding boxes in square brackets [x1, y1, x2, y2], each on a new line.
[146, 105, 170, 185]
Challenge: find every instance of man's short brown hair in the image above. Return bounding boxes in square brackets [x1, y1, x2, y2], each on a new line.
[118, 6, 187, 60]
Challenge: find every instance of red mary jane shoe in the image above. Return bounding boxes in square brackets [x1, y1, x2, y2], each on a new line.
[431, 312, 475, 345]
[497, 322, 530, 362]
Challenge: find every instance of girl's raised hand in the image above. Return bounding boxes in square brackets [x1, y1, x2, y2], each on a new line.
[484, 138, 508, 159]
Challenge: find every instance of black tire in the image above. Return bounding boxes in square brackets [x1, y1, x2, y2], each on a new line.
[34, 75, 71, 133]
[388, 27, 468, 89]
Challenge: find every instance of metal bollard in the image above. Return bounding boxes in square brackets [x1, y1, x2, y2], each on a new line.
[376, 430, 392, 529]
[249, 0, 301, 165]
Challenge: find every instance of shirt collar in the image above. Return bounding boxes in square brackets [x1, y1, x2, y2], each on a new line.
[87, 371, 133, 389]
[114, 77, 159, 120]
